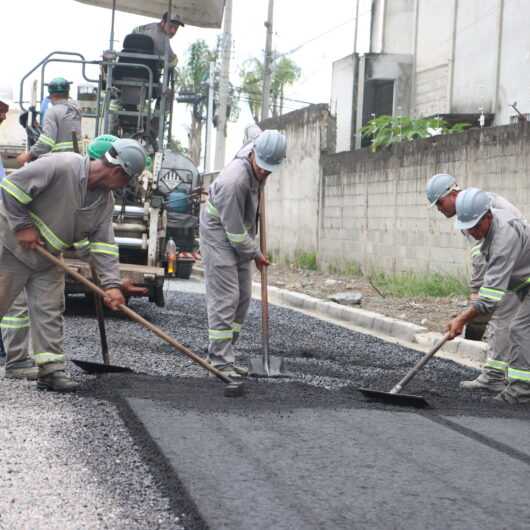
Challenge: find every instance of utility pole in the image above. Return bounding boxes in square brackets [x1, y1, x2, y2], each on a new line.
[261, 0, 274, 121]
[204, 62, 216, 172]
[214, 0, 232, 170]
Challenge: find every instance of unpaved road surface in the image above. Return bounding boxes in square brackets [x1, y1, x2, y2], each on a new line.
[2, 278, 528, 529]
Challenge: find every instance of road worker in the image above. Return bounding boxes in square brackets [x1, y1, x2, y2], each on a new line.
[133, 12, 184, 67]
[447, 188, 530, 404]
[0, 99, 8, 363]
[1, 134, 146, 381]
[200, 129, 287, 377]
[16, 77, 81, 166]
[426, 173, 522, 393]
[0, 138, 146, 391]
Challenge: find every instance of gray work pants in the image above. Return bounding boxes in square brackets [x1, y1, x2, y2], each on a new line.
[0, 291, 34, 369]
[504, 291, 530, 400]
[480, 291, 520, 382]
[201, 242, 252, 365]
[0, 247, 65, 376]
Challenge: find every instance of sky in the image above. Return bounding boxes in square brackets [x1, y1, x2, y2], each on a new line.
[0, 0, 372, 167]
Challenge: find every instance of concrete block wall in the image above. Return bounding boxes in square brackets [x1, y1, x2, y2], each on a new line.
[320, 122, 530, 276]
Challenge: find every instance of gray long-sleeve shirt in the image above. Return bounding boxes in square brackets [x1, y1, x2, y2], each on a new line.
[133, 22, 177, 66]
[200, 155, 261, 262]
[30, 99, 82, 159]
[468, 192, 523, 293]
[0, 153, 121, 289]
[473, 212, 530, 314]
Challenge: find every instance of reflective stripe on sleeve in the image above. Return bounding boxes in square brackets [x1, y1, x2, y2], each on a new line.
[479, 286, 505, 302]
[0, 179, 32, 204]
[226, 230, 248, 244]
[51, 142, 74, 152]
[90, 242, 119, 257]
[206, 200, 220, 218]
[38, 134, 56, 148]
[73, 239, 90, 250]
[507, 367, 530, 382]
[233, 322, 242, 333]
[470, 244, 482, 258]
[208, 329, 233, 341]
[34, 352, 65, 365]
[29, 212, 69, 251]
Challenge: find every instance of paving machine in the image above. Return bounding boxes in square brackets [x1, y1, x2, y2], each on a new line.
[17, 0, 225, 304]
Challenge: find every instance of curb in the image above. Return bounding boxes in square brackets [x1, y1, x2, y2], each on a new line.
[191, 268, 488, 366]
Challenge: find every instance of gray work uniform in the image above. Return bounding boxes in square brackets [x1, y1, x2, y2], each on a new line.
[466, 193, 523, 383]
[29, 99, 81, 159]
[199, 154, 261, 365]
[0, 153, 120, 375]
[133, 23, 178, 66]
[472, 213, 530, 400]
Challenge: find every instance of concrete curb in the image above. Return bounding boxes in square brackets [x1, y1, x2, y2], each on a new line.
[191, 267, 488, 366]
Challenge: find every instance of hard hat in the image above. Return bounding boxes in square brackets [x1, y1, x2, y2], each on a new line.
[48, 77, 72, 95]
[104, 138, 146, 178]
[253, 129, 287, 172]
[162, 12, 185, 26]
[455, 187, 492, 230]
[87, 134, 118, 160]
[426, 173, 457, 207]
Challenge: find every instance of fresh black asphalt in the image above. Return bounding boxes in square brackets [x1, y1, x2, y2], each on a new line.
[65, 287, 530, 529]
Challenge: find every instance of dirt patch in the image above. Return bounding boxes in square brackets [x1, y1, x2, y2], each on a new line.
[255, 264, 470, 333]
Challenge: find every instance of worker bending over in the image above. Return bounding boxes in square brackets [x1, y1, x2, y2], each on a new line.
[447, 188, 530, 404]
[200, 130, 287, 377]
[426, 173, 522, 393]
[16, 77, 81, 166]
[0, 139, 146, 391]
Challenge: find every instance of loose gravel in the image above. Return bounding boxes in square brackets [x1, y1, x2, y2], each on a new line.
[2, 288, 526, 530]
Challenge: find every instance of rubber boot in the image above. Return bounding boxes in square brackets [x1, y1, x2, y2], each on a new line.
[37, 370, 79, 392]
[494, 381, 530, 404]
[5, 359, 38, 380]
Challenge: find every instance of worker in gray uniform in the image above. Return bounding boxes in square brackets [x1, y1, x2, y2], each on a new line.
[133, 12, 184, 67]
[0, 138, 146, 392]
[16, 77, 81, 166]
[426, 173, 523, 392]
[200, 129, 287, 377]
[447, 187, 530, 404]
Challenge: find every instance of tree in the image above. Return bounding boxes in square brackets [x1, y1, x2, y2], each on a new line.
[239, 54, 301, 121]
[178, 40, 215, 165]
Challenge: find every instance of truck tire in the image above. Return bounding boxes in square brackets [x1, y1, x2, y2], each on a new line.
[176, 261, 193, 279]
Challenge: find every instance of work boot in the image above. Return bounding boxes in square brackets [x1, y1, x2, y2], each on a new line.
[210, 362, 249, 379]
[493, 381, 530, 405]
[460, 376, 506, 393]
[37, 371, 79, 393]
[5, 365, 39, 381]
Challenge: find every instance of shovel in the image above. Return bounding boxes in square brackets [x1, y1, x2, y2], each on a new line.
[249, 189, 285, 377]
[71, 262, 133, 374]
[359, 333, 451, 408]
[36, 246, 243, 396]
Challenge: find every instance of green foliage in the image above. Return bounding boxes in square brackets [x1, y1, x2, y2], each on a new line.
[327, 261, 362, 276]
[239, 54, 302, 120]
[294, 252, 318, 271]
[360, 115, 470, 152]
[370, 272, 468, 298]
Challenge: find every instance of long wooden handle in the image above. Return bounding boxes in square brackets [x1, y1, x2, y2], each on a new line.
[35, 246, 231, 384]
[258, 189, 270, 369]
[89, 263, 110, 365]
[390, 333, 451, 394]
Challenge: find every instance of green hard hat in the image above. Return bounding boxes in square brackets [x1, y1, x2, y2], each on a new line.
[145, 155, 153, 172]
[48, 77, 72, 95]
[87, 134, 119, 160]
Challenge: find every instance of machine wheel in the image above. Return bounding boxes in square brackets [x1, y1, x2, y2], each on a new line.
[176, 261, 193, 279]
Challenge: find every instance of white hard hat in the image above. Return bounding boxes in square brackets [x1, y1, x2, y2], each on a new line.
[105, 138, 146, 178]
[253, 129, 287, 172]
[426, 173, 457, 207]
[455, 187, 492, 230]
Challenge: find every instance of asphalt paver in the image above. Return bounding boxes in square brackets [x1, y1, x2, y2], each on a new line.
[62, 285, 530, 530]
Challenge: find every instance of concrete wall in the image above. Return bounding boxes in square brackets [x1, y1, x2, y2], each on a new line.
[262, 103, 530, 278]
[261, 105, 335, 262]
